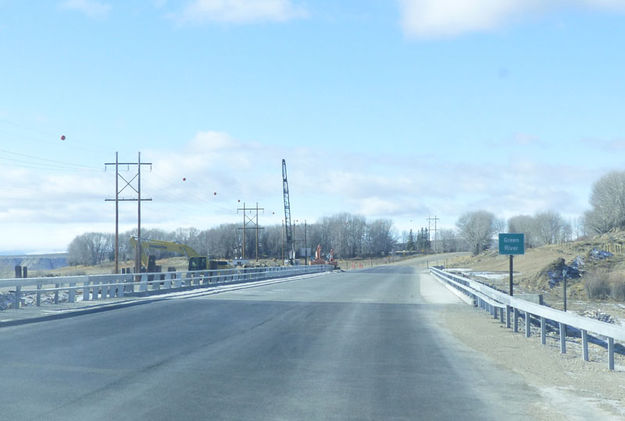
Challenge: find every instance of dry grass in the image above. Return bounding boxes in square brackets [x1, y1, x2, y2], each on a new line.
[584, 269, 611, 299]
[448, 232, 625, 310]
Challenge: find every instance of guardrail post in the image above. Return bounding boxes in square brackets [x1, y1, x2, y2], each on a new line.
[499, 307, 504, 324]
[15, 285, 21, 309]
[83, 281, 91, 301]
[559, 323, 567, 354]
[117, 278, 124, 297]
[108, 278, 115, 298]
[513, 308, 519, 333]
[581, 330, 589, 361]
[164, 273, 171, 290]
[540, 317, 546, 345]
[54, 283, 60, 304]
[139, 275, 148, 293]
[608, 338, 615, 371]
[36, 282, 42, 307]
[506, 306, 511, 329]
[69, 283, 76, 303]
[525, 312, 531, 338]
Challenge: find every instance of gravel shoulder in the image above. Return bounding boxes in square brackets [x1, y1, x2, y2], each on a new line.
[419, 269, 625, 420]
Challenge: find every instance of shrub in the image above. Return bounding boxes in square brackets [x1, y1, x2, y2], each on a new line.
[585, 270, 611, 299]
[610, 277, 625, 301]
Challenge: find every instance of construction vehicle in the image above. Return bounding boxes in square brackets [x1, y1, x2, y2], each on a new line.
[129, 236, 229, 272]
[310, 244, 339, 269]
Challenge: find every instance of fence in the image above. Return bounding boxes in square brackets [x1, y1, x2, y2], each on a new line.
[430, 266, 625, 371]
[0, 264, 333, 310]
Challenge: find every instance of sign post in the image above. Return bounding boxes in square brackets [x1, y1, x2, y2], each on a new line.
[499, 233, 525, 296]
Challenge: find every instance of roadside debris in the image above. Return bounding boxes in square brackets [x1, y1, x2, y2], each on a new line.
[581, 309, 616, 324]
[546, 257, 582, 288]
[0, 291, 70, 311]
[0, 293, 16, 310]
[590, 248, 613, 260]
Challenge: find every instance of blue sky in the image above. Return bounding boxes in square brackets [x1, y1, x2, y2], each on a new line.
[1, 0, 625, 253]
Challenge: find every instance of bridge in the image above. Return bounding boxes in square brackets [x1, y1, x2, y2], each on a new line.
[0, 261, 620, 419]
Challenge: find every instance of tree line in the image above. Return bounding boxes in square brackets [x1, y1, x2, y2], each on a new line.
[454, 210, 572, 255]
[455, 170, 625, 255]
[68, 170, 625, 264]
[67, 213, 396, 266]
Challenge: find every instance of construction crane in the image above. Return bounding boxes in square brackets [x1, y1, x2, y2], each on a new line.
[282, 159, 295, 264]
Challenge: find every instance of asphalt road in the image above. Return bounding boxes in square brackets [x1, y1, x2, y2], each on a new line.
[0, 266, 543, 420]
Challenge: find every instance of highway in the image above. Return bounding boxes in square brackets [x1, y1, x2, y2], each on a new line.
[0, 265, 544, 420]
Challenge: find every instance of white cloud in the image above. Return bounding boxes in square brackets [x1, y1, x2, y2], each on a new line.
[60, 0, 111, 18]
[178, 0, 307, 24]
[0, 130, 600, 252]
[399, 0, 625, 38]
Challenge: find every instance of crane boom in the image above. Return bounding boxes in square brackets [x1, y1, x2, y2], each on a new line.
[282, 159, 295, 264]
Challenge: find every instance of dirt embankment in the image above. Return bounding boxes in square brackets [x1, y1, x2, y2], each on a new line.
[445, 235, 625, 324]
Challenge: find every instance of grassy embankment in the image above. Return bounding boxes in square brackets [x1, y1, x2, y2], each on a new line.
[446, 231, 625, 317]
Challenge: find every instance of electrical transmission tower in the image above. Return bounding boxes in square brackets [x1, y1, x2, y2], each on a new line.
[427, 215, 439, 253]
[237, 202, 264, 261]
[105, 152, 152, 274]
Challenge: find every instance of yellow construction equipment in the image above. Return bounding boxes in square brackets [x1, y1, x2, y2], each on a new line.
[129, 236, 228, 272]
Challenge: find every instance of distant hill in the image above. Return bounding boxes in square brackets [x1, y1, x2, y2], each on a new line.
[0, 253, 68, 278]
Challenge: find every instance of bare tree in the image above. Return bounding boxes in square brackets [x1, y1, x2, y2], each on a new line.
[456, 210, 501, 255]
[67, 233, 113, 266]
[363, 219, 395, 256]
[584, 170, 625, 234]
[508, 215, 537, 247]
[438, 229, 461, 252]
[534, 211, 571, 245]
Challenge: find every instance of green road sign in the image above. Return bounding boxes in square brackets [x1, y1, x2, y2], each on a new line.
[499, 233, 525, 255]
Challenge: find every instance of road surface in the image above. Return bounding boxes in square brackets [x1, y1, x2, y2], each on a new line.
[0, 266, 545, 420]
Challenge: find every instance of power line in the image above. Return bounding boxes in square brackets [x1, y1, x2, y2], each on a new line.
[0, 148, 99, 172]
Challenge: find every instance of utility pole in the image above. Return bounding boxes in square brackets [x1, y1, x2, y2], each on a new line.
[304, 220, 308, 265]
[427, 216, 440, 253]
[237, 202, 264, 261]
[105, 152, 152, 274]
[293, 219, 308, 264]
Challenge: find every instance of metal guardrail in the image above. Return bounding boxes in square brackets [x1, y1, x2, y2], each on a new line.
[1, 265, 333, 310]
[430, 266, 624, 371]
